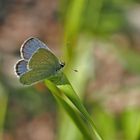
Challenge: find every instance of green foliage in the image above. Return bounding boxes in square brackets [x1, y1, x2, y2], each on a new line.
[91, 106, 117, 140]
[121, 108, 140, 140]
[115, 46, 140, 73]
[1, 0, 140, 139]
[45, 72, 103, 140]
[0, 83, 8, 140]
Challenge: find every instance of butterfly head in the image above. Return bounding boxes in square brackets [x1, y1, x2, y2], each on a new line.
[60, 61, 65, 68]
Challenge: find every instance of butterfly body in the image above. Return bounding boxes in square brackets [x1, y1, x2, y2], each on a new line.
[15, 37, 64, 85]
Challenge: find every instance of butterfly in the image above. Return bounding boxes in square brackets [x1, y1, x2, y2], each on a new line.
[15, 37, 65, 85]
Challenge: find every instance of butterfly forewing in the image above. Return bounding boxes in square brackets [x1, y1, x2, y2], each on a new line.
[21, 38, 50, 60]
[28, 48, 60, 70]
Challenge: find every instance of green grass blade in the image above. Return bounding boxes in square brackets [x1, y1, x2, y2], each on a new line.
[58, 84, 103, 140]
[0, 83, 8, 140]
[45, 72, 103, 140]
[45, 80, 93, 140]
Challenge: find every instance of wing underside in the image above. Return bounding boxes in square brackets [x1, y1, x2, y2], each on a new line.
[28, 48, 60, 70]
[20, 69, 55, 85]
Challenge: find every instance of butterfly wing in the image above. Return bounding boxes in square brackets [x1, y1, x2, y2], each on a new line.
[21, 37, 51, 60]
[20, 69, 53, 85]
[28, 48, 60, 70]
[15, 60, 28, 76]
[20, 48, 61, 85]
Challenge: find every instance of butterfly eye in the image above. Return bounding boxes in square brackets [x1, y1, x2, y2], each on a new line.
[60, 62, 65, 68]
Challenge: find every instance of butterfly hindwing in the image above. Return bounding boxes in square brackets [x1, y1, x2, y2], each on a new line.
[21, 37, 50, 60]
[15, 60, 28, 76]
[20, 69, 55, 85]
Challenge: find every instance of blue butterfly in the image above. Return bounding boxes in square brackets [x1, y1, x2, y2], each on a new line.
[15, 37, 65, 85]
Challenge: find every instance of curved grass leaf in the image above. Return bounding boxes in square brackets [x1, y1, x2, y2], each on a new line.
[45, 72, 103, 140]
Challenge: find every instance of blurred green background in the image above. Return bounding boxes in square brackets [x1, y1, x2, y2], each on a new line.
[0, 0, 140, 140]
